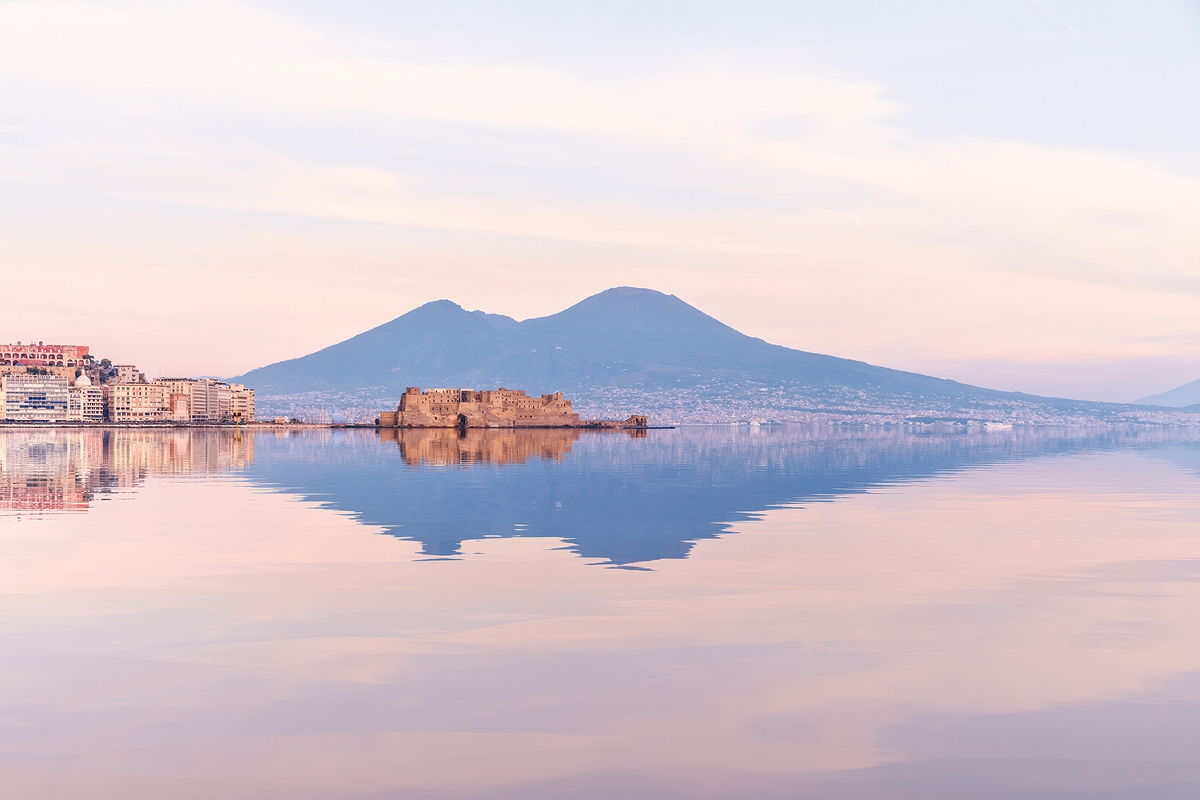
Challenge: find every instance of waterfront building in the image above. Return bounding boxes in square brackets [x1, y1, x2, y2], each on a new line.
[0, 343, 89, 368]
[217, 382, 232, 420]
[230, 384, 255, 422]
[188, 379, 213, 421]
[0, 374, 71, 422]
[168, 393, 191, 422]
[151, 378, 236, 422]
[104, 383, 169, 423]
[67, 374, 104, 422]
[187, 378, 232, 422]
[154, 379, 196, 421]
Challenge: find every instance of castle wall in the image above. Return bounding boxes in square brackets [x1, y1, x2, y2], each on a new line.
[386, 387, 581, 428]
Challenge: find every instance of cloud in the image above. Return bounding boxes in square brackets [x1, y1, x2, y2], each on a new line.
[0, 0, 1197, 401]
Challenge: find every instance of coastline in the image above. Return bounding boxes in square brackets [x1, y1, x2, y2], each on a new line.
[2, 419, 1196, 430]
[0, 421, 671, 430]
[0, 421, 348, 430]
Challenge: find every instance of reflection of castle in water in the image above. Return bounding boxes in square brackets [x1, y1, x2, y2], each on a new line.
[0, 429, 254, 513]
[379, 427, 643, 466]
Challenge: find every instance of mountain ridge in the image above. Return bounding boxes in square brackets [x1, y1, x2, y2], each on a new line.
[235, 287, 988, 396]
[231, 287, 1183, 423]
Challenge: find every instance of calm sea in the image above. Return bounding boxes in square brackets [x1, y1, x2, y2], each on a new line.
[3, 426, 1200, 799]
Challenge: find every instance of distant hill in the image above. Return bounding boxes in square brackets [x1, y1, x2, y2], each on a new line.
[230, 287, 1172, 423]
[1138, 378, 1200, 409]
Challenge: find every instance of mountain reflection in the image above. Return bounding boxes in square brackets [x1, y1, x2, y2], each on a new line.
[7, 426, 1198, 565]
[0, 429, 253, 514]
[245, 426, 1200, 565]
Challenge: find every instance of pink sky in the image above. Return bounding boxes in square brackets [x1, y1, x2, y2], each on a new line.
[1, 1, 1198, 401]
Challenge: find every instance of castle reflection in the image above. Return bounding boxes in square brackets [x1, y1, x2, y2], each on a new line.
[0, 429, 254, 514]
[377, 427, 646, 466]
[379, 427, 580, 465]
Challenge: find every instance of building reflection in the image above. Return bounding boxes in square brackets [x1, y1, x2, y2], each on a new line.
[0, 429, 254, 513]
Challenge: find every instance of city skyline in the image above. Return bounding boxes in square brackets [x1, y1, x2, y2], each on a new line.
[0, 343, 256, 424]
[2, 1, 1198, 402]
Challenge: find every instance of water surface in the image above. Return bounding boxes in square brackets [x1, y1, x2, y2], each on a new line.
[2, 426, 1200, 798]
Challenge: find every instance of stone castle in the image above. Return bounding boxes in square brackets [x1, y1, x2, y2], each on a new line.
[378, 387, 647, 429]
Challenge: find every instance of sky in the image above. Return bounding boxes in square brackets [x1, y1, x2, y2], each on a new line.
[1, 0, 1198, 402]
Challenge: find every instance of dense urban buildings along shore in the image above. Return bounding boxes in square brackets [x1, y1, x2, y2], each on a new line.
[0, 341, 254, 424]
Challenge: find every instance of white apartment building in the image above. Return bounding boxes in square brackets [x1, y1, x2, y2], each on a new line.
[67, 379, 104, 422]
[230, 384, 255, 422]
[189, 378, 232, 422]
[0, 374, 70, 422]
[217, 382, 232, 420]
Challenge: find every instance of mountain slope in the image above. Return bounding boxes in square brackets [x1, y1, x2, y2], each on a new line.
[235, 287, 994, 401]
[1138, 378, 1200, 408]
[236, 300, 518, 394]
[231, 287, 1175, 423]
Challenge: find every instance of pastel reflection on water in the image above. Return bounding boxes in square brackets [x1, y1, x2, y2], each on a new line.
[1, 427, 1199, 798]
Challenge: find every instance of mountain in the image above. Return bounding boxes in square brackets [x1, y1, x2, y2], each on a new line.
[230, 287, 1170, 423]
[1138, 378, 1200, 409]
[236, 288, 982, 395]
